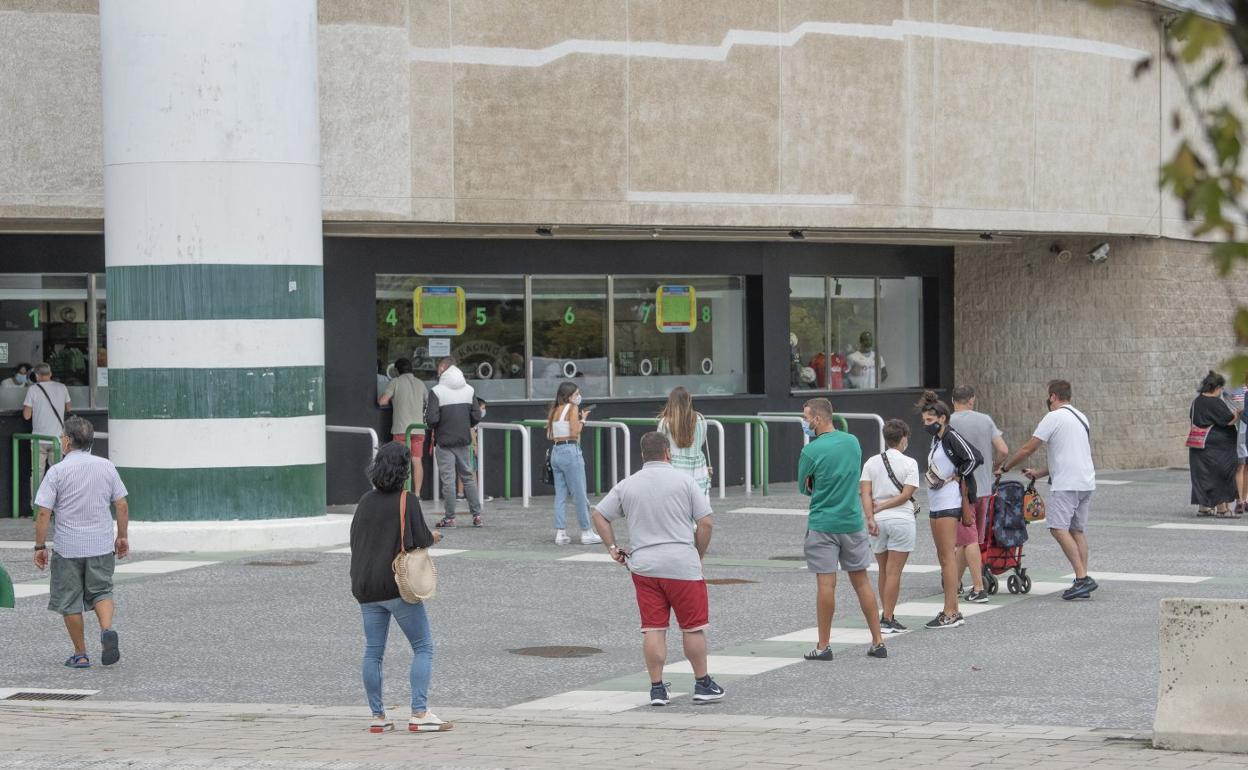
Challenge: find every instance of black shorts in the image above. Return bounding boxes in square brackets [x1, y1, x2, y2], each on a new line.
[929, 508, 962, 520]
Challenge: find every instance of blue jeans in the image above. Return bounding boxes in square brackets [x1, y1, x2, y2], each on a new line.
[551, 443, 591, 530]
[360, 597, 433, 715]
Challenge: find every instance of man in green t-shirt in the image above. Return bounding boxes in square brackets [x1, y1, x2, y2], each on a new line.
[797, 398, 886, 661]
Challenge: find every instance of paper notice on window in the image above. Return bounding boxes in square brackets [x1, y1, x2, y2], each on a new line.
[427, 338, 451, 358]
[97, 367, 108, 387]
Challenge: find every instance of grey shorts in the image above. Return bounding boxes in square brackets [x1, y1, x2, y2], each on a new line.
[1047, 490, 1093, 533]
[869, 517, 916, 554]
[804, 529, 871, 573]
[48, 551, 115, 616]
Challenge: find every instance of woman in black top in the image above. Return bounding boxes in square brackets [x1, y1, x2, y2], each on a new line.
[1189, 371, 1243, 518]
[350, 441, 452, 733]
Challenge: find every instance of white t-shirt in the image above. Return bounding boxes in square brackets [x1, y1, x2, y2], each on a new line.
[926, 440, 962, 511]
[860, 449, 919, 521]
[1033, 405, 1095, 491]
[23, 380, 70, 437]
[846, 350, 883, 389]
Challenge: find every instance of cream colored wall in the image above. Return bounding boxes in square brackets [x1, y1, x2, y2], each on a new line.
[1, 0, 1173, 233]
[954, 236, 1248, 470]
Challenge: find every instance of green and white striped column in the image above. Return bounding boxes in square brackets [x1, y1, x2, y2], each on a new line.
[101, 0, 325, 521]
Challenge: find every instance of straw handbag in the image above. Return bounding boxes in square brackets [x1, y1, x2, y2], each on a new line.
[392, 493, 437, 602]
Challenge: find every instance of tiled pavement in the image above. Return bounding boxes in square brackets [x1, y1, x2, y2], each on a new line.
[2, 700, 1243, 769]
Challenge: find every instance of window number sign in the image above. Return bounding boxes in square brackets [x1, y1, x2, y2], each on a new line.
[414, 286, 465, 336]
[656, 285, 696, 333]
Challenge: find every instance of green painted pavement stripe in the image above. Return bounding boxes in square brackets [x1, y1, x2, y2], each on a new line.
[118, 465, 325, 521]
[107, 367, 324, 419]
[107, 264, 323, 321]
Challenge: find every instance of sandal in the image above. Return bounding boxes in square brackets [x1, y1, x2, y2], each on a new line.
[1197, 507, 1214, 517]
[64, 652, 90, 669]
[409, 711, 454, 732]
[435, 517, 456, 528]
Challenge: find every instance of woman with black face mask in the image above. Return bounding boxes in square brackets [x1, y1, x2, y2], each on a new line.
[916, 391, 983, 630]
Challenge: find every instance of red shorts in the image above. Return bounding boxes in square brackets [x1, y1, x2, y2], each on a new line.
[956, 496, 990, 547]
[393, 434, 425, 458]
[631, 573, 709, 633]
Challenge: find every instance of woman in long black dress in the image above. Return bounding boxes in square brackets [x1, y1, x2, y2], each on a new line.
[1189, 371, 1243, 518]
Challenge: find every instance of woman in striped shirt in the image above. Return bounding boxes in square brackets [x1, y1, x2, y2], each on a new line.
[657, 386, 711, 502]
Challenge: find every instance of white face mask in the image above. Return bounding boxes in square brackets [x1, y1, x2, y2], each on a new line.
[570, 393, 582, 405]
[14, 374, 26, 385]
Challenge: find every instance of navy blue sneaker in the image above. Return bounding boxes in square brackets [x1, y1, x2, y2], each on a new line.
[649, 681, 670, 706]
[692, 676, 725, 703]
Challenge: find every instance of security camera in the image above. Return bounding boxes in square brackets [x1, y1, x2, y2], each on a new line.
[1087, 242, 1110, 264]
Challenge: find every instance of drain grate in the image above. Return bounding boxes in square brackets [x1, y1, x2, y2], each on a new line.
[4, 691, 92, 701]
[705, 578, 758, 585]
[770, 555, 805, 561]
[509, 646, 603, 658]
[245, 560, 317, 567]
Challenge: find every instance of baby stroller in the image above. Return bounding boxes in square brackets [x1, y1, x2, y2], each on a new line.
[979, 479, 1032, 594]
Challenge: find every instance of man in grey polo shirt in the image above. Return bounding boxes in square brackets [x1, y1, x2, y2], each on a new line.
[32, 416, 130, 668]
[592, 432, 724, 707]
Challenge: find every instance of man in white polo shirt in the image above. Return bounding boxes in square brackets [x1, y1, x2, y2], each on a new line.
[32, 416, 130, 668]
[1000, 379, 1097, 601]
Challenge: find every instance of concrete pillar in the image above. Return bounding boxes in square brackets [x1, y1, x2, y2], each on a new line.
[1154, 598, 1248, 753]
[100, 1, 325, 522]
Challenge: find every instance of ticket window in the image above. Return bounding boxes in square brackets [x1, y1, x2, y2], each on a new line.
[376, 275, 526, 402]
[530, 277, 608, 400]
[0, 274, 98, 411]
[613, 277, 746, 398]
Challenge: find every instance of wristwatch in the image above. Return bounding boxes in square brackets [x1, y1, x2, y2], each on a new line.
[34, 544, 46, 551]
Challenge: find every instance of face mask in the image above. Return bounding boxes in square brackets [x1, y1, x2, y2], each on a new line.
[924, 422, 942, 437]
[1044, 397, 1053, 411]
[801, 419, 816, 439]
[14, 374, 25, 385]
[570, 393, 582, 405]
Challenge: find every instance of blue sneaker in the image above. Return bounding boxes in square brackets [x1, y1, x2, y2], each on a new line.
[692, 676, 724, 703]
[649, 681, 671, 706]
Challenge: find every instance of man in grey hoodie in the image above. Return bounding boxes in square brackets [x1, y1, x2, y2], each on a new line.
[426, 357, 483, 527]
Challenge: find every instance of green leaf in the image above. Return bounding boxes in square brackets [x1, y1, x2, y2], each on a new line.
[1197, 57, 1226, 90]
[1211, 243, 1248, 277]
[1225, 353, 1248, 389]
[1171, 13, 1226, 64]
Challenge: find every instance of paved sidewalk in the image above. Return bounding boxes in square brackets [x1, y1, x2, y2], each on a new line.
[0, 701, 1242, 769]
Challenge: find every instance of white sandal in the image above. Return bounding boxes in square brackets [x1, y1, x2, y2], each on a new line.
[409, 711, 454, 732]
[369, 715, 394, 734]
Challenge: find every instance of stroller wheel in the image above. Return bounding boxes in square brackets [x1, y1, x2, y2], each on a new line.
[1020, 574, 1032, 594]
[1007, 574, 1020, 594]
[985, 572, 999, 595]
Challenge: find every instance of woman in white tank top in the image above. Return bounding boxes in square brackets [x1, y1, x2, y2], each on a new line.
[546, 382, 601, 545]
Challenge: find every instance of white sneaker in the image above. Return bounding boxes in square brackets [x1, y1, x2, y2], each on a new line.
[555, 530, 571, 545]
[581, 531, 603, 545]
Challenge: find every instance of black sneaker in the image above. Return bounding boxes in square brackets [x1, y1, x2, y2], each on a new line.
[1062, 581, 1092, 600]
[692, 676, 725, 703]
[924, 612, 965, 629]
[1076, 576, 1099, 594]
[956, 584, 967, 598]
[472, 515, 483, 528]
[888, 617, 908, 632]
[867, 643, 887, 659]
[804, 646, 834, 661]
[649, 681, 671, 706]
[879, 615, 895, 634]
[965, 590, 990, 604]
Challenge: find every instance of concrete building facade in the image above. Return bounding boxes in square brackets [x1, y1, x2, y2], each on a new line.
[2, 0, 1246, 517]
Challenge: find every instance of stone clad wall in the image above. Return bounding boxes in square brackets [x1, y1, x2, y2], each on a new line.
[954, 236, 1248, 470]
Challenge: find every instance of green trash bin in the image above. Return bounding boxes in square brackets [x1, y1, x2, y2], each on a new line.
[0, 562, 14, 609]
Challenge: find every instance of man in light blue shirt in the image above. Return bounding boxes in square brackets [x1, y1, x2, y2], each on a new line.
[33, 416, 129, 668]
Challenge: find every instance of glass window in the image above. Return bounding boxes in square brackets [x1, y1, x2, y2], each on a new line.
[878, 277, 922, 388]
[0, 274, 92, 410]
[531, 277, 608, 399]
[788, 277, 827, 390]
[613, 276, 745, 398]
[376, 275, 526, 402]
[832, 278, 878, 390]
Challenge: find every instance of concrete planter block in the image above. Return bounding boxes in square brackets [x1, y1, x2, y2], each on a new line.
[1154, 598, 1248, 753]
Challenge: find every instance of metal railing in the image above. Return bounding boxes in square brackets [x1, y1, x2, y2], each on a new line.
[474, 422, 531, 507]
[606, 417, 726, 499]
[759, 411, 885, 453]
[326, 425, 380, 460]
[11, 433, 61, 518]
[517, 419, 631, 495]
[703, 416, 770, 496]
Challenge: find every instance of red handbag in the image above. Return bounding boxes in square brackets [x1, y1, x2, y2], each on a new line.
[1186, 404, 1212, 449]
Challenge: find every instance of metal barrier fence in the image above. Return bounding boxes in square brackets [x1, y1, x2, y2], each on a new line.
[326, 425, 380, 460]
[474, 421, 531, 507]
[10, 433, 61, 518]
[516, 419, 631, 496]
[606, 417, 726, 499]
[703, 416, 770, 496]
[759, 411, 885, 455]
